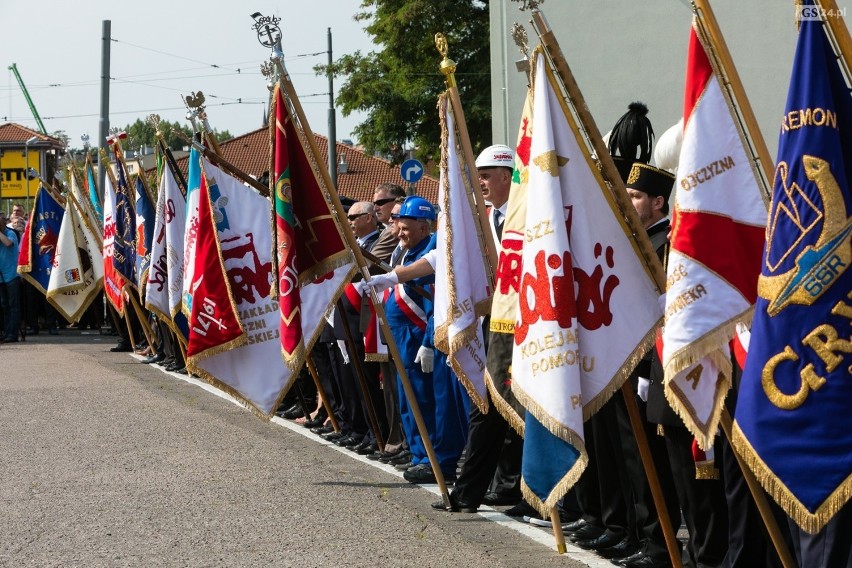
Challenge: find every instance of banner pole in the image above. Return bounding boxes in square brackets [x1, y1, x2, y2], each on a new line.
[307, 355, 341, 433]
[275, 62, 451, 506]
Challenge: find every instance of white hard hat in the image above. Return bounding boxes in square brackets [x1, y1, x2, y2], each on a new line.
[475, 144, 514, 169]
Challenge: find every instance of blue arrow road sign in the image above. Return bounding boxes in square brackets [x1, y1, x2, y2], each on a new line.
[400, 159, 424, 184]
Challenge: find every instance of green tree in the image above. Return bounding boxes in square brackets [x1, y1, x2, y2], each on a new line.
[121, 118, 232, 152]
[318, 0, 491, 165]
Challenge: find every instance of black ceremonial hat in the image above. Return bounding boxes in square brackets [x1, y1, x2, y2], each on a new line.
[626, 162, 675, 202]
[608, 102, 655, 183]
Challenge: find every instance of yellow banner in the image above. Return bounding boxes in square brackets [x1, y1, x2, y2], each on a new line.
[1, 150, 40, 199]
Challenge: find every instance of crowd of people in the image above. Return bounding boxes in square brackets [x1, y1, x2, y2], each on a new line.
[6, 101, 848, 568]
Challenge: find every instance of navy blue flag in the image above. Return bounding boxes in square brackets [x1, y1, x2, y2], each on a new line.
[134, 176, 155, 289]
[113, 158, 137, 289]
[734, 8, 852, 534]
[16, 186, 65, 295]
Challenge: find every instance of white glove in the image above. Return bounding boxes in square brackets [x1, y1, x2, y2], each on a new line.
[337, 340, 350, 365]
[637, 377, 650, 402]
[414, 345, 434, 373]
[365, 271, 398, 293]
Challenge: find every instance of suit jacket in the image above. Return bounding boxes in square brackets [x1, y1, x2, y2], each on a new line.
[643, 219, 682, 427]
[334, 231, 380, 341]
[370, 225, 398, 264]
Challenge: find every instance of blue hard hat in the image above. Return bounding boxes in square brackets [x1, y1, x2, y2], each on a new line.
[397, 196, 436, 221]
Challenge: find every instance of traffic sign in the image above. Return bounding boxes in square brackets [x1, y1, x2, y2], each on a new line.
[400, 159, 424, 184]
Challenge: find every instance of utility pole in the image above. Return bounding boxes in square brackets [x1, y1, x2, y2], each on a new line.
[98, 20, 111, 196]
[327, 28, 338, 190]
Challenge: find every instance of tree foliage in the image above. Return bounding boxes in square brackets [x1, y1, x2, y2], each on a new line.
[318, 0, 491, 165]
[120, 118, 232, 153]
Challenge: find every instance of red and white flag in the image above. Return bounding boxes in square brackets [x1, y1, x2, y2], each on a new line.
[433, 93, 490, 412]
[102, 172, 125, 314]
[663, 23, 767, 448]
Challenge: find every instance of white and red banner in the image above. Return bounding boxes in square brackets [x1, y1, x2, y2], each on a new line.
[47, 194, 104, 322]
[187, 159, 301, 417]
[102, 173, 124, 314]
[433, 93, 490, 412]
[663, 23, 767, 448]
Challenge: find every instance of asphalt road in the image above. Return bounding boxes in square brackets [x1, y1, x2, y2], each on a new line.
[0, 330, 608, 568]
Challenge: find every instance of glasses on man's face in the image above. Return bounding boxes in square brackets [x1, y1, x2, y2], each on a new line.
[373, 197, 396, 207]
[347, 212, 368, 221]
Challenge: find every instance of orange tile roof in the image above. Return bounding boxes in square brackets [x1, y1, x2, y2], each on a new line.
[172, 126, 438, 204]
[0, 123, 64, 147]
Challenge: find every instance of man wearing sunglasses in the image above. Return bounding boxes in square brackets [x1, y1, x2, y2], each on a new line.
[371, 183, 407, 264]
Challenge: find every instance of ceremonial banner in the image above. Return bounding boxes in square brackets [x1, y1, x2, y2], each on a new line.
[68, 167, 100, 232]
[112, 156, 137, 288]
[185, 171, 245, 361]
[514, 53, 586, 515]
[102, 171, 124, 313]
[515, 52, 665, 515]
[134, 174, 155, 292]
[271, 84, 355, 370]
[145, 165, 174, 321]
[85, 154, 104, 225]
[433, 93, 490, 412]
[486, 85, 533, 435]
[663, 22, 768, 448]
[46, 194, 104, 322]
[17, 186, 64, 294]
[182, 143, 202, 318]
[734, 10, 852, 534]
[188, 159, 298, 416]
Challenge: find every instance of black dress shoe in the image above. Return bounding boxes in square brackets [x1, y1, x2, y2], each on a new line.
[575, 531, 625, 551]
[175, 367, 188, 375]
[562, 518, 587, 534]
[335, 434, 361, 447]
[403, 464, 436, 484]
[312, 424, 334, 435]
[356, 443, 378, 455]
[321, 430, 348, 442]
[377, 449, 405, 463]
[503, 501, 539, 518]
[620, 554, 667, 568]
[597, 537, 638, 560]
[569, 523, 605, 542]
[303, 415, 327, 429]
[387, 451, 412, 465]
[280, 404, 305, 420]
[612, 552, 646, 567]
[481, 492, 521, 506]
[143, 353, 166, 364]
[431, 493, 478, 513]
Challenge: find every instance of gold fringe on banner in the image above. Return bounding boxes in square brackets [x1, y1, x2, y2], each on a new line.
[732, 420, 852, 534]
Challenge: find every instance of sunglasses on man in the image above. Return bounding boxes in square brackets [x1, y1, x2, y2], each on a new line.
[373, 197, 396, 207]
[347, 212, 369, 221]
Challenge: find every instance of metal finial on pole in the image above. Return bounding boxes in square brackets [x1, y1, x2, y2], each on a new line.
[435, 33, 457, 89]
[512, 23, 532, 74]
[510, 0, 545, 12]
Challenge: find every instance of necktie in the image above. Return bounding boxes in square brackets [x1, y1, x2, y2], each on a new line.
[493, 208, 504, 240]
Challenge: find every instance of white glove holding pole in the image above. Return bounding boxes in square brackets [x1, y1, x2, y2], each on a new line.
[637, 377, 650, 402]
[365, 271, 398, 293]
[414, 345, 434, 373]
[337, 340, 350, 365]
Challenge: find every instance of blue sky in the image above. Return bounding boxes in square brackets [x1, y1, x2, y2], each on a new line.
[0, 1, 373, 149]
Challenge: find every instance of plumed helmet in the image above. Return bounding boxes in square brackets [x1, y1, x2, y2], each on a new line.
[397, 196, 436, 221]
[608, 102, 655, 182]
[653, 119, 683, 173]
[475, 144, 515, 169]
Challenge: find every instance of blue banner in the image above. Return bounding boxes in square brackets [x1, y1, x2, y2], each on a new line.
[134, 176, 155, 287]
[113, 159, 137, 288]
[18, 187, 64, 294]
[86, 159, 103, 224]
[734, 9, 852, 534]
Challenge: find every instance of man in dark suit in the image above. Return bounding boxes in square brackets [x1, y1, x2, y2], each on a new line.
[325, 201, 387, 455]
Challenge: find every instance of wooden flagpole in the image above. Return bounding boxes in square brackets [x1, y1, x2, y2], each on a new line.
[693, 0, 774, 200]
[307, 356, 341, 433]
[435, 34, 498, 285]
[274, 59, 452, 507]
[530, 10, 682, 568]
[816, 0, 852, 78]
